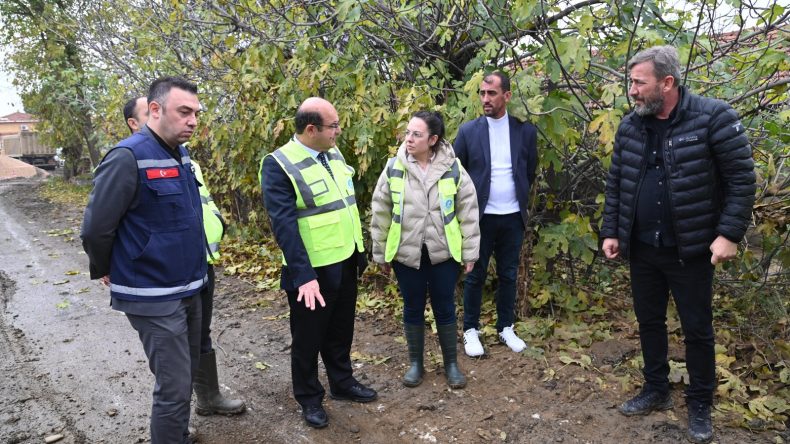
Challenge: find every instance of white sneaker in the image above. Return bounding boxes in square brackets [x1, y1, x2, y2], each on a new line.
[463, 328, 485, 357]
[499, 325, 527, 353]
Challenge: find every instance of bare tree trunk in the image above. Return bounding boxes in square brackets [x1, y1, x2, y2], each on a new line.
[516, 227, 534, 320]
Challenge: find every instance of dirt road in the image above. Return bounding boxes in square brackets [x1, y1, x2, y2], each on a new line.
[0, 177, 781, 443]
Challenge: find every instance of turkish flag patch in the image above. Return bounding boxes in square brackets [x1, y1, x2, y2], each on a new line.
[146, 168, 180, 179]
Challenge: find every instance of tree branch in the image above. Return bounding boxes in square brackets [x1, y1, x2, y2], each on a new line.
[729, 77, 790, 105]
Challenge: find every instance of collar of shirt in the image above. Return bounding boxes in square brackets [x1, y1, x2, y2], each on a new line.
[292, 135, 324, 159]
[485, 111, 509, 127]
[643, 102, 679, 129]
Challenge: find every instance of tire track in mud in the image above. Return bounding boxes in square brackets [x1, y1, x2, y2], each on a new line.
[0, 198, 89, 443]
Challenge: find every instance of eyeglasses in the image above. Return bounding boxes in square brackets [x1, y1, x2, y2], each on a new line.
[403, 130, 426, 139]
[314, 123, 341, 130]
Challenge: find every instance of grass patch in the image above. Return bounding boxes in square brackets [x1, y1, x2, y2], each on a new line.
[39, 177, 92, 206]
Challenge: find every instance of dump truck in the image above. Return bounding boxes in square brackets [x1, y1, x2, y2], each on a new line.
[0, 131, 57, 170]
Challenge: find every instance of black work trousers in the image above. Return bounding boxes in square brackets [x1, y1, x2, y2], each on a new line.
[629, 241, 715, 405]
[286, 252, 359, 408]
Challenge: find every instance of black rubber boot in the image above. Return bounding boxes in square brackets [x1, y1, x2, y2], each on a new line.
[402, 323, 425, 387]
[436, 324, 466, 389]
[194, 349, 246, 416]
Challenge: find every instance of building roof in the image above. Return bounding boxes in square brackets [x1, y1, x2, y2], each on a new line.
[0, 112, 38, 123]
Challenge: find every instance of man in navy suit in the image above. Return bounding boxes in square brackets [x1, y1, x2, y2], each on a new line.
[260, 97, 375, 429]
[454, 72, 538, 357]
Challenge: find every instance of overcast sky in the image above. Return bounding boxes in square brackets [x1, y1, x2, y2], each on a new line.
[0, 47, 23, 116]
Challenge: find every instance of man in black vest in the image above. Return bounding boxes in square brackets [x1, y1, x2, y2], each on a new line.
[82, 77, 206, 444]
[601, 46, 755, 444]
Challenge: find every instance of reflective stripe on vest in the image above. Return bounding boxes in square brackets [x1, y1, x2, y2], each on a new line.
[384, 157, 463, 263]
[261, 140, 364, 268]
[111, 275, 207, 297]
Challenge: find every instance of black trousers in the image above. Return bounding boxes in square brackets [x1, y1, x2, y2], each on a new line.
[286, 252, 359, 408]
[629, 241, 715, 405]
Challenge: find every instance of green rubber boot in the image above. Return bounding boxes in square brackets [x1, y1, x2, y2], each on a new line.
[194, 350, 246, 416]
[436, 324, 466, 389]
[402, 323, 425, 387]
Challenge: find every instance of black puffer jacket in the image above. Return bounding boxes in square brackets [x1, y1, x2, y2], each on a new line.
[601, 86, 756, 260]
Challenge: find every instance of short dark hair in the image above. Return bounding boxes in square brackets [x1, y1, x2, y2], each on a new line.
[412, 110, 445, 152]
[123, 96, 144, 134]
[147, 76, 198, 110]
[123, 97, 140, 122]
[483, 72, 511, 92]
[294, 109, 323, 134]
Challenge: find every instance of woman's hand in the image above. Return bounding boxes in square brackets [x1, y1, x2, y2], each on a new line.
[463, 262, 475, 273]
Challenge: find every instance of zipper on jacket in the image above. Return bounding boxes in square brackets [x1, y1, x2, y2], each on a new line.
[663, 131, 685, 266]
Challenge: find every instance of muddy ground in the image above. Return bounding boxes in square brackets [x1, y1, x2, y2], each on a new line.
[0, 176, 784, 444]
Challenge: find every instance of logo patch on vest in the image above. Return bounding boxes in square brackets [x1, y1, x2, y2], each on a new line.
[146, 168, 180, 179]
[444, 198, 453, 210]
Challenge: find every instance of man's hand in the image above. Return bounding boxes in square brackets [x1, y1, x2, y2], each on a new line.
[463, 262, 475, 273]
[100, 275, 110, 287]
[602, 238, 619, 259]
[710, 235, 738, 265]
[297, 279, 326, 310]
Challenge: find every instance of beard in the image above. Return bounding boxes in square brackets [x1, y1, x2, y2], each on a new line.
[633, 86, 665, 117]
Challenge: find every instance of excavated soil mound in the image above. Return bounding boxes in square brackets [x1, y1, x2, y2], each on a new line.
[0, 154, 48, 180]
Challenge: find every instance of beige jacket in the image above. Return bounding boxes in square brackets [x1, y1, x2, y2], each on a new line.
[370, 140, 480, 269]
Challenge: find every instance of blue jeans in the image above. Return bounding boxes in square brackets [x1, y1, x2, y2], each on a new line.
[629, 241, 715, 404]
[463, 212, 524, 332]
[393, 246, 460, 326]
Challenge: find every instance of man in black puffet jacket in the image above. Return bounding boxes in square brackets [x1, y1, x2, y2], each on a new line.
[601, 46, 755, 444]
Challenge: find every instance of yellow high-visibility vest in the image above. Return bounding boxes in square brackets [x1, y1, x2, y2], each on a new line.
[261, 140, 364, 267]
[193, 161, 223, 264]
[384, 158, 462, 263]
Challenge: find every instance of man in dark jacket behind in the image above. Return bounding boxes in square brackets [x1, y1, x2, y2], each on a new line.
[601, 46, 755, 444]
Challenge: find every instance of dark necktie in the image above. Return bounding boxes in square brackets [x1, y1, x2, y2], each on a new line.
[317, 152, 334, 179]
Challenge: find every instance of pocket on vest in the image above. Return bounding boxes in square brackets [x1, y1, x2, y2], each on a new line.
[305, 212, 344, 251]
[307, 178, 329, 198]
[145, 180, 190, 223]
[132, 227, 199, 286]
[146, 180, 184, 196]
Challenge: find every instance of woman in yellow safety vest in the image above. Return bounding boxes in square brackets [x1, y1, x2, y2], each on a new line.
[371, 111, 480, 389]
